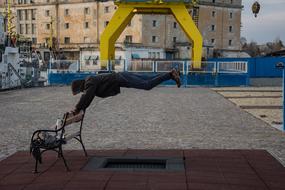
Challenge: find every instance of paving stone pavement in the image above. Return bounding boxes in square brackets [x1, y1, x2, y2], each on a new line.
[0, 86, 285, 165]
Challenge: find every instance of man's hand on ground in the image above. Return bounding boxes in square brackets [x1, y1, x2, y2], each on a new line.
[70, 109, 80, 116]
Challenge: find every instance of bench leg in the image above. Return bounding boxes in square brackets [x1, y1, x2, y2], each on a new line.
[34, 159, 39, 174]
[59, 147, 70, 171]
[76, 136, 88, 157]
[81, 139, 88, 157]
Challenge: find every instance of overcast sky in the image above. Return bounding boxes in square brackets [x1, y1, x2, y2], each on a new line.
[241, 0, 285, 44]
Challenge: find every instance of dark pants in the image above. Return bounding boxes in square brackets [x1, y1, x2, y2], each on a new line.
[117, 72, 172, 90]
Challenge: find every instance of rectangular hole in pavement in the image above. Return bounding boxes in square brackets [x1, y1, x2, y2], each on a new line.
[83, 157, 185, 171]
[104, 159, 166, 169]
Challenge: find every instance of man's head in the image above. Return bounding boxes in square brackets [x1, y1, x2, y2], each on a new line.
[71, 79, 85, 95]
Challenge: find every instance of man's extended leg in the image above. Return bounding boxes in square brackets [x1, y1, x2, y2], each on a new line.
[117, 70, 180, 90]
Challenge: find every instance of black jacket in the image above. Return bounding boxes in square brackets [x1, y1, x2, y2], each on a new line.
[75, 73, 120, 110]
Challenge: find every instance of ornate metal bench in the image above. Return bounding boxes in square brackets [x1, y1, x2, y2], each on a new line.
[30, 110, 87, 173]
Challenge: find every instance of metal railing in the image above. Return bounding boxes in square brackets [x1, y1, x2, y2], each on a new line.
[80, 60, 108, 72]
[110, 60, 125, 72]
[187, 61, 217, 74]
[126, 60, 154, 72]
[156, 60, 185, 74]
[48, 60, 79, 73]
[48, 60, 248, 74]
[217, 61, 248, 74]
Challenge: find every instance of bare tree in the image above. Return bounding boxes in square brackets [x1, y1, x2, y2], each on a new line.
[241, 37, 284, 57]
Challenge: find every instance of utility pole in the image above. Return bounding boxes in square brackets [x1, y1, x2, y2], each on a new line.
[49, 16, 54, 50]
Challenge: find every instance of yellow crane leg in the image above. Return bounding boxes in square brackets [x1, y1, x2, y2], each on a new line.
[170, 5, 203, 69]
[100, 6, 134, 69]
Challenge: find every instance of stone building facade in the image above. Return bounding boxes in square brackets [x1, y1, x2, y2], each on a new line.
[6, 0, 243, 60]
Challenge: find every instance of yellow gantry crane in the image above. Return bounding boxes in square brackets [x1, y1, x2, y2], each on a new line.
[100, 0, 203, 69]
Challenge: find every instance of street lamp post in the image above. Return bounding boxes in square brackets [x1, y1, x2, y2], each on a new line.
[276, 62, 285, 131]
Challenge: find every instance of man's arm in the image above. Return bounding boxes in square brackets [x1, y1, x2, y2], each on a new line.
[75, 81, 97, 111]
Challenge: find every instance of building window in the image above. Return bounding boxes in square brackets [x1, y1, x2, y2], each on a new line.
[85, 22, 89, 28]
[84, 7, 90, 15]
[25, 10, 28, 20]
[18, 10, 22, 20]
[64, 9, 69, 16]
[64, 23, 69, 29]
[45, 10, 50, 17]
[212, 0, 215, 3]
[152, 36, 158, 43]
[104, 6, 109, 13]
[211, 25, 215, 31]
[229, 40, 232, 46]
[157, 52, 160, 59]
[26, 24, 30, 34]
[31, 23, 36, 34]
[173, 37, 177, 43]
[85, 59, 90, 65]
[125, 35, 132, 43]
[229, 26, 233, 32]
[46, 23, 50, 30]
[19, 24, 24, 34]
[211, 38, 215, 44]
[230, 0, 233, 4]
[46, 0, 50, 2]
[212, 11, 215, 17]
[173, 22, 177, 28]
[152, 20, 157, 27]
[64, 37, 70, 44]
[230, 12, 233, 19]
[32, 9, 36, 20]
[104, 21, 109, 27]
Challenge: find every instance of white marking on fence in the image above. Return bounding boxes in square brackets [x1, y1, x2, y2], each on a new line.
[218, 61, 248, 73]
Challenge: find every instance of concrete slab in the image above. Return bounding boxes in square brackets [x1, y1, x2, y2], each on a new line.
[0, 87, 285, 165]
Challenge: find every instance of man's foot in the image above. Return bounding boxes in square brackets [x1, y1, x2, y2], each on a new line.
[170, 68, 181, 88]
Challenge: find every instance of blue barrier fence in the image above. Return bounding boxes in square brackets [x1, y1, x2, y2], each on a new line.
[48, 60, 249, 87]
